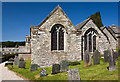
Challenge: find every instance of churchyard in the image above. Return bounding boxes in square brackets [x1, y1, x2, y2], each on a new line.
[6, 51, 119, 80]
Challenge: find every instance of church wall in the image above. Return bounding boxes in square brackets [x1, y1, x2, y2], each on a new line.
[31, 8, 81, 67]
[103, 28, 116, 51]
[80, 20, 109, 55]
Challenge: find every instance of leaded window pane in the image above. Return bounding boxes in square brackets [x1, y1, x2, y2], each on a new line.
[59, 28, 64, 50]
[93, 35, 96, 52]
[51, 27, 57, 50]
[89, 34, 92, 52]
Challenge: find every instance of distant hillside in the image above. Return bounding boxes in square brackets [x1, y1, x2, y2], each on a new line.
[2, 41, 25, 47]
[89, 12, 103, 28]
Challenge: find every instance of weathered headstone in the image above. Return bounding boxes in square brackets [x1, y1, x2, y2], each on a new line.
[93, 50, 100, 65]
[9, 58, 14, 62]
[40, 69, 47, 77]
[84, 51, 91, 67]
[52, 64, 60, 74]
[67, 68, 81, 81]
[113, 51, 118, 61]
[30, 64, 38, 72]
[13, 55, 19, 65]
[60, 61, 69, 72]
[104, 50, 109, 62]
[19, 57, 26, 68]
[108, 49, 116, 71]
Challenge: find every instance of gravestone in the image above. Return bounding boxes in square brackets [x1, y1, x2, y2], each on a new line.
[104, 50, 109, 62]
[52, 64, 60, 74]
[9, 58, 14, 62]
[108, 49, 116, 71]
[13, 55, 19, 65]
[60, 61, 69, 72]
[40, 69, 48, 77]
[113, 51, 118, 61]
[19, 57, 26, 68]
[67, 68, 81, 81]
[93, 50, 100, 65]
[30, 64, 38, 72]
[84, 51, 91, 67]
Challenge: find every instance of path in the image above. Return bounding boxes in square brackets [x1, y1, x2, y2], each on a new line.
[0, 61, 24, 81]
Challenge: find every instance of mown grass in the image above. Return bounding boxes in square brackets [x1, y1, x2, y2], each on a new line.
[7, 57, 119, 80]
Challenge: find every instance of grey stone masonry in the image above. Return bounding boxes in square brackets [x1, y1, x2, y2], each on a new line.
[30, 5, 118, 67]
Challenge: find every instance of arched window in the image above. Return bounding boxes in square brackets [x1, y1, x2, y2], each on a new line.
[83, 28, 98, 52]
[51, 24, 65, 51]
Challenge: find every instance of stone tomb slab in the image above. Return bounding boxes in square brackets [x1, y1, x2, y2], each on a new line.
[60, 61, 69, 72]
[104, 50, 109, 62]
[108, 49, 116, 71]
[52, 64, 60, 74]
[67, 68, 81, 81]
[30, 64, 38, 72]
[84, 51, 91, 67]
[40, 69, 48, 77]
[93, 50, 100, 65]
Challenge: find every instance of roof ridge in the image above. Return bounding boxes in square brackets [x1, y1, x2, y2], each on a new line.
[76, 18, 90, 27]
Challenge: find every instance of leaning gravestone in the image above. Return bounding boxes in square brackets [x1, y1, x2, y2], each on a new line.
[60, 61, 69, 73]
[19, 57, 26, 69]
[30, 64, 38, 72]
[84, 50, 91, 67]
[108, 49, 116, 71]
[40, 69, 48, 77]
[104, 50, 109, 62]
[93, 50, 100, 65]
[67, 68, 81, 81]
[52, 64, 60, 74]
[13, 55, 19, 65]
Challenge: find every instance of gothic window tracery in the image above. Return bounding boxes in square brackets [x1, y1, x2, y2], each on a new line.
[83, 28, 98, 52]
[51, 24, 65, 51]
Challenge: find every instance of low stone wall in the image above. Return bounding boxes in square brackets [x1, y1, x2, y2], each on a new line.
[18, 46, 31, 54]
[18, 54, 31, 60]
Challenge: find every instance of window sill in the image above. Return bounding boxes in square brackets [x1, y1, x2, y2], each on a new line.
[51, 50, 66, 53]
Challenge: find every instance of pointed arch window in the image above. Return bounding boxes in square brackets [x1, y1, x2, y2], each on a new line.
[51, 24, 65, 51]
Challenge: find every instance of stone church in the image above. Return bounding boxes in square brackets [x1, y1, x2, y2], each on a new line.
[28, 5, 118, 67]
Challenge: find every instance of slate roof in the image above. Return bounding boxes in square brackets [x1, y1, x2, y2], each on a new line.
[100, 26, 105, 30]
[76, 18, 91, 29]
[108, 25, 120, 34]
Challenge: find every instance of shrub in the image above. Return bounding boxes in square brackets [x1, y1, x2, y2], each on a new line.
[69, 61, 80, 66]
[61, 60, 80, 66]
[3, 53, 18, 61]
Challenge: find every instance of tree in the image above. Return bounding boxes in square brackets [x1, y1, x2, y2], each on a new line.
[89, 12, 103, 28]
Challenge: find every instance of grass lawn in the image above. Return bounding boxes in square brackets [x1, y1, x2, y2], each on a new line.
[7, 57, 119, 80]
